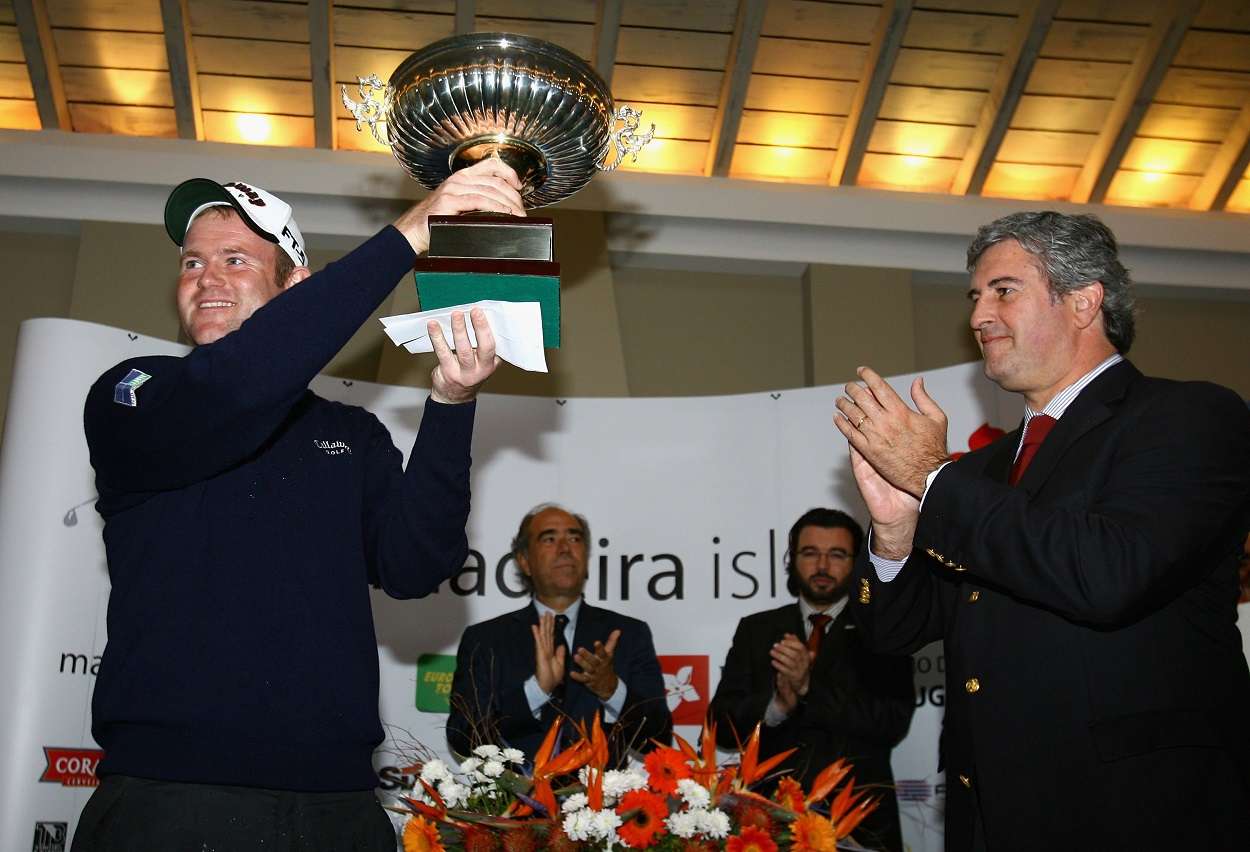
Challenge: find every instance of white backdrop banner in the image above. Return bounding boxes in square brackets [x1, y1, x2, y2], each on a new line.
[0, 316, 1081, 851]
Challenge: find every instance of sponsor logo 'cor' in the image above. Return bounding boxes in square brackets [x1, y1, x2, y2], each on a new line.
[40, 747, 104, 787]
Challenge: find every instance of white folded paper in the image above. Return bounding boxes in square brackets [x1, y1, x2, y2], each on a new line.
[379, 299, 549, 373]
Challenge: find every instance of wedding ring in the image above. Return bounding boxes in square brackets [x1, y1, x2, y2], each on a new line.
[856, 415, 867, 429]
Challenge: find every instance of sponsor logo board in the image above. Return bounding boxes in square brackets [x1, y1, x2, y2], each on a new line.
[658, 654, 709, 726]
[416, 653, 456, 713]
[40, 747, 103, 788]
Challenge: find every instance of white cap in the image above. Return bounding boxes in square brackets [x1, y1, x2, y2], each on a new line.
[164, 178, 308, 267]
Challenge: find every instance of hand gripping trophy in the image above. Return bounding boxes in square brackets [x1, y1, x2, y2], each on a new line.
[343, 32, 655, 351]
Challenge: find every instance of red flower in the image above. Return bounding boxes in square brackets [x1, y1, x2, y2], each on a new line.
[726, 825, 779, 852]
[616, 789, 669, 848]
[645, 746, 692, 794]
[774, 777, 806, 813]
[501, 827, 540, 852]
[461, 825, 500, 852]
[680, 842, 717, 852]
[736, 802, 774, 833]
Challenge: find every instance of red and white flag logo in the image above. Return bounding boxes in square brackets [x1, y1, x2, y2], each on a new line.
[658, 655, 709, 726]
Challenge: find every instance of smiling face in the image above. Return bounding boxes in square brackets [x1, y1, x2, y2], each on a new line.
[968, 240, 1094, 409]
[792, 525, 855, 606]
[517, 507, 590, 608]
[176, 209, 293, 345]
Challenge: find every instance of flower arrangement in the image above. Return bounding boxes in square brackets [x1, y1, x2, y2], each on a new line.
[393, 715, 879, 851]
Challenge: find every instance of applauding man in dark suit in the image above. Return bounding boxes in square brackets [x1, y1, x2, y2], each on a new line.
[448, 504, 671, 764]
[839, 212, 1250, 852]
[709, 509, 914, 852]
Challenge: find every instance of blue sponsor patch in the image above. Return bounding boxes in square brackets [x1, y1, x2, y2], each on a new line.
[113, 369, 152, 407]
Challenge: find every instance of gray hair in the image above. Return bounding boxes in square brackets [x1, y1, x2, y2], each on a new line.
[967, 211, 1136, 353]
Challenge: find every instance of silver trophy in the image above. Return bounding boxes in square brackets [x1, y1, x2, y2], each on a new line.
[341, 32, 654, 209]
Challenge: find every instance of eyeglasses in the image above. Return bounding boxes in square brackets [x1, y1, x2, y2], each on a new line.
[796, 547, 852, 562]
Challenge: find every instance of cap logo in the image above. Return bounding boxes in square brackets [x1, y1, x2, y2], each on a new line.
[281, 224, 307, 264]
[224, 181, 267, 206]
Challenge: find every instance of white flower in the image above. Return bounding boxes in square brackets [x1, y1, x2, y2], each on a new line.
[697, 808, 731, 839]
[419, 759, 451, 784]
[666, 810, 700, 839]
[459, 756, 482, 774]
[602, 768, 646, 803]
[563, 809, 595, 841]
[502, 747, 525, 764]
[589, 809, 623, 841]
[437, 780, 469, 808]
[562, 792, 589, 813]
[482, 759, 505, 778]
[473, 744, 502, 759]
[676, 778, 710, 810]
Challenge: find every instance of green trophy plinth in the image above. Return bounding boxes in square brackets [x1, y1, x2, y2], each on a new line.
[414, 214, 561, 348]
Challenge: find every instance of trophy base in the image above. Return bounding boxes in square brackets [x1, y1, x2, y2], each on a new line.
[451, 136, 549, 198]
[428, 214, 553, 261]
[413, 259, 561, 349]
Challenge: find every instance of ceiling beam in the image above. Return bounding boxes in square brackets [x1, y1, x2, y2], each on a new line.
[829, 0, 913, 187]
[159, 0, 203, 141]
[455, 0, 475, 36]
[952, 0, 1058, 196]
[1070, 0, 1200, 205]
[310, 0, 336, 149]
[706, 0, 766, 177]
[593, 0, 622, 86]
[12, 0, 70, 131]
[1189, 100, 1250, 211]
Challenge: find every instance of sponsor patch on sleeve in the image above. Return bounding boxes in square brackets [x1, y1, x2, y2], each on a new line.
[113, 369, 152, 407]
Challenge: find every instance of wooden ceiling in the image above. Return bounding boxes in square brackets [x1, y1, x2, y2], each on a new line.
[3, 0, 1249, 213]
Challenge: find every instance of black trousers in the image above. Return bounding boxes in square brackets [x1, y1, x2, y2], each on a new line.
[71, 776, 396, 852]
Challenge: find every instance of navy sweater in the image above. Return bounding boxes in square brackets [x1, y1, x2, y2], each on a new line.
[83, 226, 474, 792]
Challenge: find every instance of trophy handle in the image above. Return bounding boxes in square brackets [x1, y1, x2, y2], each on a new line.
[341, 74, 393, 147]
[599, 105, 655, 172]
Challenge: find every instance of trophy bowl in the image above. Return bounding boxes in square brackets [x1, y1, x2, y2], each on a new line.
[343, 32, 654, 209]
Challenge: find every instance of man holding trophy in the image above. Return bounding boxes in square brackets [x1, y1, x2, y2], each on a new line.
[76, 31, 652, 850]
[74, 161, 521, 848]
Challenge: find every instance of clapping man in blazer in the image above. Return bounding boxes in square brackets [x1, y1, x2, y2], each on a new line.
[448, 504, 672, 765]
[710, 508, 914, 852]
[840, 212, 1250, 851]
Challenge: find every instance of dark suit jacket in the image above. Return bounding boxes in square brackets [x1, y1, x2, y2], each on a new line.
[447, 601, 672, 766]
[709, 602, 914, 852]
[851, 361, 1250, 851]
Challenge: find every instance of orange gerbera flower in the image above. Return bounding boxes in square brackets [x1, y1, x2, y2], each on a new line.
[402, 816, 444, 852]
[726, 825, 779, 852]
[790, 812, 837, 852]
[774, 777, 806, 813]
[645, 746, 692, 794]
[616, 788, 669, 848]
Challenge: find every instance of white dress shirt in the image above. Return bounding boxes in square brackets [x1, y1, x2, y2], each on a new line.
[523, 597, 628, 721]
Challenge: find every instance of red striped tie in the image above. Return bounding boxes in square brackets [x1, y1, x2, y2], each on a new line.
[1009, 414, 1057, 486]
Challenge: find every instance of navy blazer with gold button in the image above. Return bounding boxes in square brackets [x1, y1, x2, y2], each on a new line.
[851, 360, 1250, 852]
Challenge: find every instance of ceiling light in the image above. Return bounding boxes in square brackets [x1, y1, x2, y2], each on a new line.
[235, 113, 272, 144]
